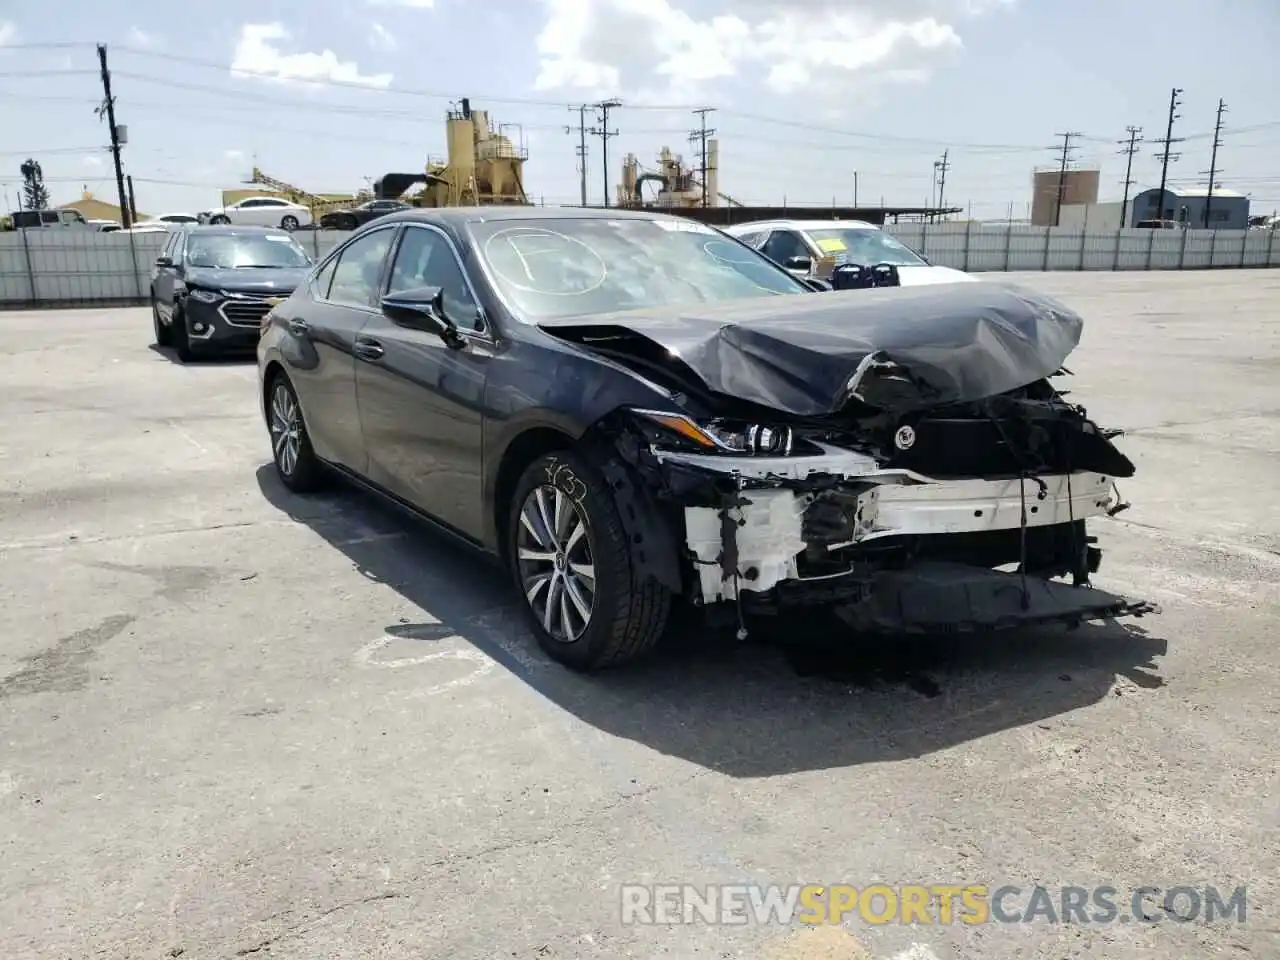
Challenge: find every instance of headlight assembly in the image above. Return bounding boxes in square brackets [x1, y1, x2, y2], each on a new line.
[187, 287, 222, 303]
[632, 409, 796, 456]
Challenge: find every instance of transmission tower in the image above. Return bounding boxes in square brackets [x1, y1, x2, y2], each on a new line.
[1200, 98, 1227, 227]
[931, 150, 950, 221]
[564, 105, 590, 207]
[1151, 87, 1185, 222]
[1049, 132, 1081, 227]
[688, 107, 717, 208]
[590, 98, 621, 208]
[1117, 126, 1143, 224]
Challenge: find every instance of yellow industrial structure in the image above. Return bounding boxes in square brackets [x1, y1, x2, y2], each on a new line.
[58, 190, 142, 223]
[376, 98, 529, 206]
[617, 141, 743, 209]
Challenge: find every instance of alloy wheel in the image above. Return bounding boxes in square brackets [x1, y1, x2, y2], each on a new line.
[516, 484, 596, 643]
[269, 381, 302, 477]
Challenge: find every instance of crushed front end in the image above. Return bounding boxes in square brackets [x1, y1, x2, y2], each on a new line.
[606, 376, 1159, 634]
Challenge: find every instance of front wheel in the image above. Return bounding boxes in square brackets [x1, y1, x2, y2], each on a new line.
[171, 307, 194, 363]
[267, 372, 324, 492]
[508, 450, 670, 671]
[280, 215, 300, 231]
[151, 296, 170, 346]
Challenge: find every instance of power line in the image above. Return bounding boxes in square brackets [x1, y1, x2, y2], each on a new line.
[1201, 98, 1227, 228]
[1151, 87, 1185, 222]
[1117, 125, 1142, 223]
[689, 107, 716, 208]
[1050, 131, 1080, 226]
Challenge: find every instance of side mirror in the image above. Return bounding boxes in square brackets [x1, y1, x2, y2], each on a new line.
[381, 286, 465, 348]
[155, 256, 173, 267]
[783, 255, 813, 273]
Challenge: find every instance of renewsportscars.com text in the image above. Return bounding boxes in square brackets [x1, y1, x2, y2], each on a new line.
[620, 884, 1248, 926]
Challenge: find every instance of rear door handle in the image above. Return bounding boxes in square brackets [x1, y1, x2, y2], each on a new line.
[288, 318, 311, 336]
[354, 336, 384, 362]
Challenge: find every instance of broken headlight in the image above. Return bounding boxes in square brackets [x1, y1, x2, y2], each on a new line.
[632, 409, 798, 455]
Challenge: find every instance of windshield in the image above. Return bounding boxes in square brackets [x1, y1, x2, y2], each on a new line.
[185, 233, 311, 269]
[468, 217, 808, 321]
[804, 227, 927, 267]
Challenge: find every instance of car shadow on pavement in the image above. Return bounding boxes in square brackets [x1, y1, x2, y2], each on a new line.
[255, 465, 1169, 778]
[147, 344, 257, 365]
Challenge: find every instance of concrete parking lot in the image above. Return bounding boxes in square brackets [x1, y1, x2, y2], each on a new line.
[1, 270, 1277, 960]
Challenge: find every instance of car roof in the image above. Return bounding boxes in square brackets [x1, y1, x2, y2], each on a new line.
[724, 219, 882, 233]
[373, 205, 720, 229]
[172, 224, 293, 236]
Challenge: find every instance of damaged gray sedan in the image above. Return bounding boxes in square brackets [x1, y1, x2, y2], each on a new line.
[258, 206, 1156, 672]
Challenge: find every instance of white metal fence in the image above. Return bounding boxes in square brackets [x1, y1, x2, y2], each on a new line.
[1, 222, 1277, 307]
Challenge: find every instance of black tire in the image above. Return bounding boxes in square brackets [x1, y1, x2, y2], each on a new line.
[507, 450, 670, 671]
[151, 295, 170, 347]
[281, 215, 300, 231]
[342, 214, 358, 231]
[171, 307, 194, 363]
[266, 371, 324, 493]
[209, 215, 230, 225]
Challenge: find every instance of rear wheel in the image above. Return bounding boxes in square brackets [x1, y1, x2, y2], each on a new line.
[280, 215, 300, 231]
[209, 215, 230, 225]
[267, 372, 324, 492]
[508, 450, 670, 671]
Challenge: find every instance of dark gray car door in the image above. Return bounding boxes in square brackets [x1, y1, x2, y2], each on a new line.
[280, 224, 398, 473]
[354, 223, 492, 540]
[153, 231, 184, 320]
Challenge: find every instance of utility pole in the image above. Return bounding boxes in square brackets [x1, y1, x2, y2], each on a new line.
[1151, 87, 1184, 223]
[1116, 125, 1143, 226]
[592, 98, 621, 208]
[565, 105, 589, 207]
[1201, 98, 1227, 228]
[689, 107, 716, 207]
[95, 44, 132, 229]
[933, 149, 950, 221]
[1050, 131, 1081, 227]
[126, 174, 138, 222]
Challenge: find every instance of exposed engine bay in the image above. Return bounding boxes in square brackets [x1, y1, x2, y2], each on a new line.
[547, 282, 1160, 633]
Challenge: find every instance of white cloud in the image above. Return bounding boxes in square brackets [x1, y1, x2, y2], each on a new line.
[223, 149, 245, 162]
[231, 23, 393, 88]
[532, 0, 995, 100]
[82, 155, 104, 169]
[127, 26, 159, 48]
[369, 22, 398, 51]
[0, 21, 17, 46]
[367, 0, 435, 7]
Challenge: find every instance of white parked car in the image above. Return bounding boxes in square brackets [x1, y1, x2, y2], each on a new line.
[723, 218, 974, 286]
[200, 196, 312, 231]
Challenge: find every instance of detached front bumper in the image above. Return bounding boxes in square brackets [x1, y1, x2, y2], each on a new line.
[650, 444, 1154, 630]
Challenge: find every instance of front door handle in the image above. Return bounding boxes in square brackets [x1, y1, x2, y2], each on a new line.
[288, 318, 311, 336]
[354, 337, 384, 362]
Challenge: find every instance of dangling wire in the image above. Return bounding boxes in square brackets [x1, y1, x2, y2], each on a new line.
[1018, 472, 1030, 610]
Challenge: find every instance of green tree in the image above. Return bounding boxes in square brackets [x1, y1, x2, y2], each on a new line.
[20, 158, 50, 210]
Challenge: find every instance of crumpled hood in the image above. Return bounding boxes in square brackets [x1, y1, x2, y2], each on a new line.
[185, 266, 310, 294]
[538, 281, 1083, 415]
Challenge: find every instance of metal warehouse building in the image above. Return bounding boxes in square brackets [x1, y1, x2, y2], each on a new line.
[1130, 186, 1250, 229]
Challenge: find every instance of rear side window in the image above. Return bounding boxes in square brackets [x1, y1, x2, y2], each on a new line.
[311, 258, 338, 299]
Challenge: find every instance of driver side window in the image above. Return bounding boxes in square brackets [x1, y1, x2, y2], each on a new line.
[761, 230, 808, 264]
[387, 227, 481, 331]
[328, 228, 396, 307]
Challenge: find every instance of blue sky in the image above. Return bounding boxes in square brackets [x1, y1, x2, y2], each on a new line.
[1, 0, 1277, 219]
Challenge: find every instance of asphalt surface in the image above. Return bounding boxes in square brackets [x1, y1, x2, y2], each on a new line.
[1, 270, 1277, 960]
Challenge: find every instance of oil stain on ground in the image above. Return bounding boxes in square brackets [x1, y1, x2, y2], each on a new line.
[0, 613, 135, 700]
